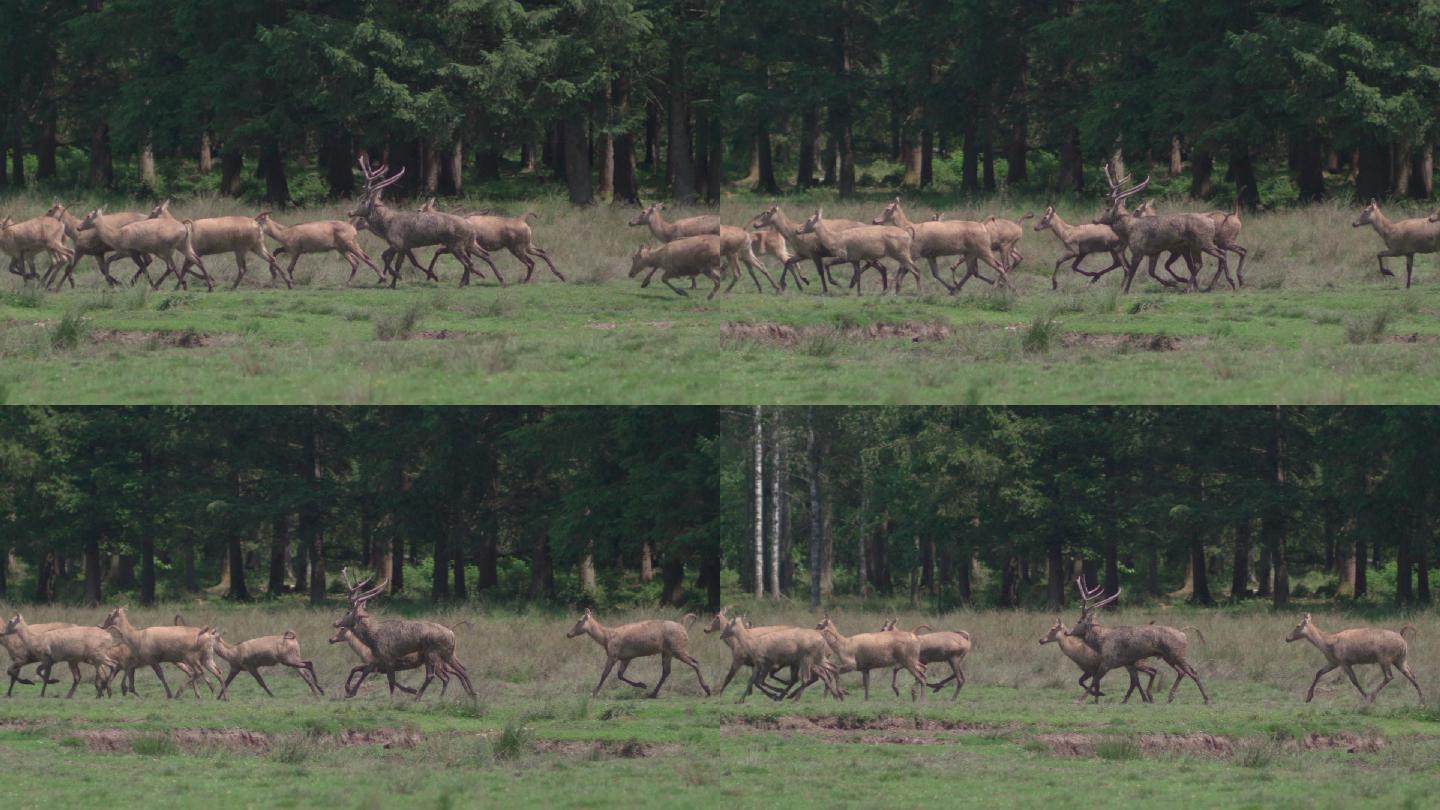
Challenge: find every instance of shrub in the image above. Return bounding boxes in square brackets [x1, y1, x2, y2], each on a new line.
[489, 722, 531, 762]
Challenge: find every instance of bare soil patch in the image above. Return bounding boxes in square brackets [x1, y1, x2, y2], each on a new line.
[90, 329, 241, 348]
[532, 739, 670, 758]
[1384, 333, 1440, 344]
[76, 727, 421, 753]
[1038, 731, 1386, 758]
[721, 320, 952, 346]
[1058, 332, 1196, 352]
[722, 714, 1000, 735]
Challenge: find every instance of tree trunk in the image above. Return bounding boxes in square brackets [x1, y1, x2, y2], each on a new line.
[1397, 517, 1413, 606]
[833, 19, 855, 198]
[88, 124, 113, 188]
[1146, 546, 1160, 596]
[769, 409, 783, 598]
[391, 528, 404, 595]
[612, 75, 640, 205]
[1190, 148, 1214, 199]
[301, 415, 325, 605]
[1295, 136, 1325, 202]
[998, 556, 1018, 608]
[1045, 539, 1065, 612]
[475, 145, 501, 181]
[1264, 406, 1289, 608]
[1354, 538, 1367, 597]
[756, 126, 780, 194]
[1190, 533, 1214, 606]
[220, 144, 244, 197]
[447, 140, 463, 196]
[753, 405, 765, 599]
[1410, 144, 1434, 199]
[1229, 144, 1260, 210]
[1231, 520, 1251, 599]
[1337, 532, 1355, 597]
[982, 121, 996, 191]
[640, 542, 654, 583]
[807, 407, 822, 609]
[321, 129, 352, 196]
[1256, 547, 1271, 598]
[921, 128, 934, 187]
[83, 538, 102, 607]
[667, 46, 697, 203]
[36, 114, 56, 179]
[1356, 143, 1392, 201]
[563, 113, 593, 205]
[704, 112, 722, 205]
[261, 139, 289, 204]
[820, 498, 834, 599]
[199, 130, 214, 174]
[1169, 136, 1183, 177]
[268, 515, 289, 595]
[227, 467, 250, 601]
[432, 516, 449, 602]
[962, 119, 979, 193]
[1058, 127, 1083, 193]
[659, 557, 685, 606]
[957, 553, 973, 607]
[642, 98, 658, 171]
[529, 535, 554, 599]
[520, 142, 535, 174]
[598, 127, 614, 200]
[700, 550, 721, 612]
[1394, 142, 1413, 199]
[797, 107, 819, 189]
[580, 543, 597, 594]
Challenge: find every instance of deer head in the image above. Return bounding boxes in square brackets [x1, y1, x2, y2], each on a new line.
[872, 198, 902, 226]
[798, 208, 825, 234]
[1036, 206, 1058, 231]
[0, 613, 23, 635]
[1039, 618, 1067, 645]
[1285, 613, 1314, 643]
[99, 605, 128, 631]
[627, 245, 655, 277]
[566, 608, 596, 638]
[1094, 165, 1148, 226]
[628, 202, 662, 227]
[1070, 576, 1119, 637]
[335, 567, 386, 629]
[1352, 199, 1380, 228]
[749, 205, 780, 231]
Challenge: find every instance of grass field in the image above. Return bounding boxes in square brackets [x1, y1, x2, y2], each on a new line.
[3, 192, 1440, 404]
[0, 603, 1436, 808]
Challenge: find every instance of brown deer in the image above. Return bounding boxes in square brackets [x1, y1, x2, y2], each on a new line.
[814, 615, 927, 700]
[566, 608, 711, 698]
[1, 619, 73, 695]
[628, 203, 716, 243]
[1068, 578, 1211, 704]
[350, 156, 493, 288]
[44, 203, 149, 289]
[704, 608, 839, 697]
[801, 208, 924, 295]
[0, 214, 74, 282]
[983, 213, 1033, 272]
[256, 211, 384, 285]
[99, 607, 222, 699]
[1095, 167, 1230, 293]
[1285, 613, 1423, 704]
[719, 615, 842, 703]
[2, 614, 119, 699]
[421, 210, 565, 283]
[1040, 618, 1157, 703]
[211, 630, 324, 699]
[877, 619, 972, 700]
[146, 200, 286, 290]
[1354, 199, 1440, 288]
[720, 224, 779, 293]
[628, 234, 725, 299]
[1034, 205, 1128, 289]
[1134, 198, 1246, 291]
[330, 623, 466, 697]
[79, 209, 209, 292]
[749, 204, 873, 294]
[871, 198, 1008, 292]
[334, 570, 476, 699]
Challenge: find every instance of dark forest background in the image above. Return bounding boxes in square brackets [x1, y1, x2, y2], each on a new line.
[0, 407, 1436, 612]
[1, 2, 1438, 206]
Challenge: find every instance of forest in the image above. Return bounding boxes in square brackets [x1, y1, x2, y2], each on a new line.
[0, 406, 1436, 612]
[2, 2, 1439, 206]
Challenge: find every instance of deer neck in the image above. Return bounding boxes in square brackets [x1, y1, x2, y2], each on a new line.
[1301, 623, 1330, 653]
[90, 217, 122, 245]
[888, 206, 915, 231]
[214, 637, 239, 662]
[583, 619, 610, 647]
[1369, 211, 1397, 241]
[1046, 214, 1073, 240]
[260, 219, 287, 242]
[110, 614, 139, 646]
[646, 213, 676, 242]
[810, 218, 842, 253]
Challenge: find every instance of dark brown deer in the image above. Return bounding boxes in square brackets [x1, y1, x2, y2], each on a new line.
[334, 569, 476, 699]
[350, 156, 494, 288]
[1095, 167, 1230, 293]
[1068, 578, 1211, 704]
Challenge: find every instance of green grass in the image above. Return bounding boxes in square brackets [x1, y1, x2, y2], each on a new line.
[0, 604, 1436, 808]
[2, 193, 1440, 403]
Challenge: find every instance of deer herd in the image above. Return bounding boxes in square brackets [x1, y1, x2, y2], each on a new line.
[3, 159, 1436, 295]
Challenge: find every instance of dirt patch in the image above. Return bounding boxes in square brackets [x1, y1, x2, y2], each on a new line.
[722, 714, 999, 734]
[1038, 732, 1386, 758]
[1383, 333, 1440, 344]
[413, 329, 473, 340]
[90, 329, 241, 348]
[588, 322, 617, 330]
[532, 739, 669, 758]
[1058, 332, 1197, 352]
[721, 320, 952, 346]
[76, 727, 421, 753]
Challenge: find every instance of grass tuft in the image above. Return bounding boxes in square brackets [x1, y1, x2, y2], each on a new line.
[374, 301, 427, 341]
[1232, 735, 1281, 768]
[132, 734, 179, 756]
[489, 722, 531, 762]
[1021, 312, 1060, 354]
[49, 310, 89, 350]
[1344, 308, 1393, 344]
[1094, 736, 1141, 761]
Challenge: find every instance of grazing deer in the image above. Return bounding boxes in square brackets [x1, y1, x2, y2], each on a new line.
[566, 608, 711, 698]
[1, 614, 118, 699]
[871, 198, 1008, 292]
[628, 234, 725, 299]
[719, 615, 842, 703]
[1286, 613, 1423, 704]
[350, 156, 492, 288]
[749, 204, 873, 294]
[422, 210, 565, 284]
[1, 619, 73, 695]
[1069, 578, 1211, 704]
[1095, 167, 1231, 293]
[801, 208, 924, 295]
[99, 606, 221, 699]
[1039, 618, 1156, 703]
[0, 214, 74, 282]
[877, 619, 972, 700]
[79, 209, 209, 292]
[1353, 199, 1440, 289]
[44, 203, 149, 289]
[814, 615, 927, 700]
[211, 630, 324, 699]
[1034, 205, 1128, 289]
[256, 211, 384, 285]
[335, 569, 476, 699]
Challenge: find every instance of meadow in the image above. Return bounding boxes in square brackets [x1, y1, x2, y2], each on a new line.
[2, 192, 1440, 404]
[0, 602, 1436, 809]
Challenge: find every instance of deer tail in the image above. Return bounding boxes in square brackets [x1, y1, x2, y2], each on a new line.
[446, 620, 472, 631]
[681, 612, 699, 630]
[283, 630, 297, 640]
[1019, 212, 1035, 221]
[1180, 626, 1206, 644]
[1400, 624, 1418, 641]
[174, 613, 186, 626]
[523, 211, 539, 223]
[909, 624, 934, 634]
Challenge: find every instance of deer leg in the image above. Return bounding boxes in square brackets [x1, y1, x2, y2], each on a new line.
[661, 272, 689, 298]
[232, 254, 252, 290]
[1231, 245, 1247, 287]
[249, 667, 275, 697]
[615, 659, 646, 689]
[1396, 662, 1424, 703]
[860, 669, 871, 700]
[1405, 254, 1414, 289]
[1370, 664, 1396, 703]
[1052, 254, 1077, 289]
[890, 666, 902, 697]
[149, 662, 176, 699]
[1304, 663, 1337, 702]
[909, 662, 927, 703]
[950, 659, 965, 698]
[63, 661, 82, 698]
[926, 257, 956, 294]
[646, 652, 673, 699]
[1376, 251, 1396, 277]
[705, 268, 724, 301]
[287, 254, 303, 285]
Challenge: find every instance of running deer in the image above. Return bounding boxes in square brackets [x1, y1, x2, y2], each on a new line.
[801, 208, 923, 295]
[423, 210, 565, 284]
[720, 224, 779, 293]
[210, 630, 323, 699]
[878, 619, 972, 699]
[1285, 613, 1423, 704]
[704, 608, 840, 698]
[1, 614, 118, 699]
[1039, 618, 1156, 703]
[813, 615, 927, 700]
[0, 214, 74, 281]
[566, 608, 711, 698]
[628, 234, 725, 299]
[1354, 199, 1440, 288]
[719, 615, 842, 703]
[628, 202, 717, 243]
[329, 623, 466, 697]
[44, 203, 148, 289]
[98, 606, 221, 699]
[1, 619, 73, 695]
[749, 204, 873, 294]
[79, 209, 208, 292]
[871, 198, 1008, 292]
[146, 200, 287, 290]
[1068, 578, 1211, 704]
[983, 213, 1033, 272]
[1095, 167, 1231, 293]
[350, 156, 493, 288]
[256, 211, 384, 285]
[1034, 205, 1127, 289]
[334, 569, 476, 699]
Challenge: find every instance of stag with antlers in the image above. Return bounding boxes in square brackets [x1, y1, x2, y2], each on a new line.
[1069, 578, 1211, 705]
[1095, 166, 1231, 293]
[350, 156, 498, 288]
[335, 568, 476, 699]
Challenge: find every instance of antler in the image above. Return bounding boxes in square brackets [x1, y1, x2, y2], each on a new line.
[1075, 575, 1121, 614]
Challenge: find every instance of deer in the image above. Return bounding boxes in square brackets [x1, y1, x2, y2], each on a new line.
[627, 234, 725, 299]
[871, 198, 1008, 293]
[1285, 613, 1423, 705]
[749, 227, 792, 280]
[1, 614, 118, 699]
[1, 619, 73, 695]
[719, 615, 843, 703]
[1039, 618, 1157, 704]
[255, 211, 384, 285]
[719, 224, 779, 293]
[983, 213, 1033, 272]
[877, 619, 972, 700]
[566, 608, 711, 699]
[703, 608, 839, 697]
[813, 615, 927, 700]
[350, 156, 494, 288]
[145, 200, 287, 290]
[628, 202, 717, 243]
[1095, 167, 1230, 293]
[420, 210, 565, 284]
[335, 569, 476, 699]
[210, 630, 324, 699]
[801, 208, 924, 296]
[1033, 205, 1128, 289]
[1068, 578, 1211, 704]
[43, 203, 150, 289]
[98, 606, 221, 699]
[79, 209, 209, 292]
[748, 204, 873, 294]
[0, 214, 74, 282]
[329, 624, 463, 697]
[1133, 198, 1246, 291]
[1354, 199, 1440, 289]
